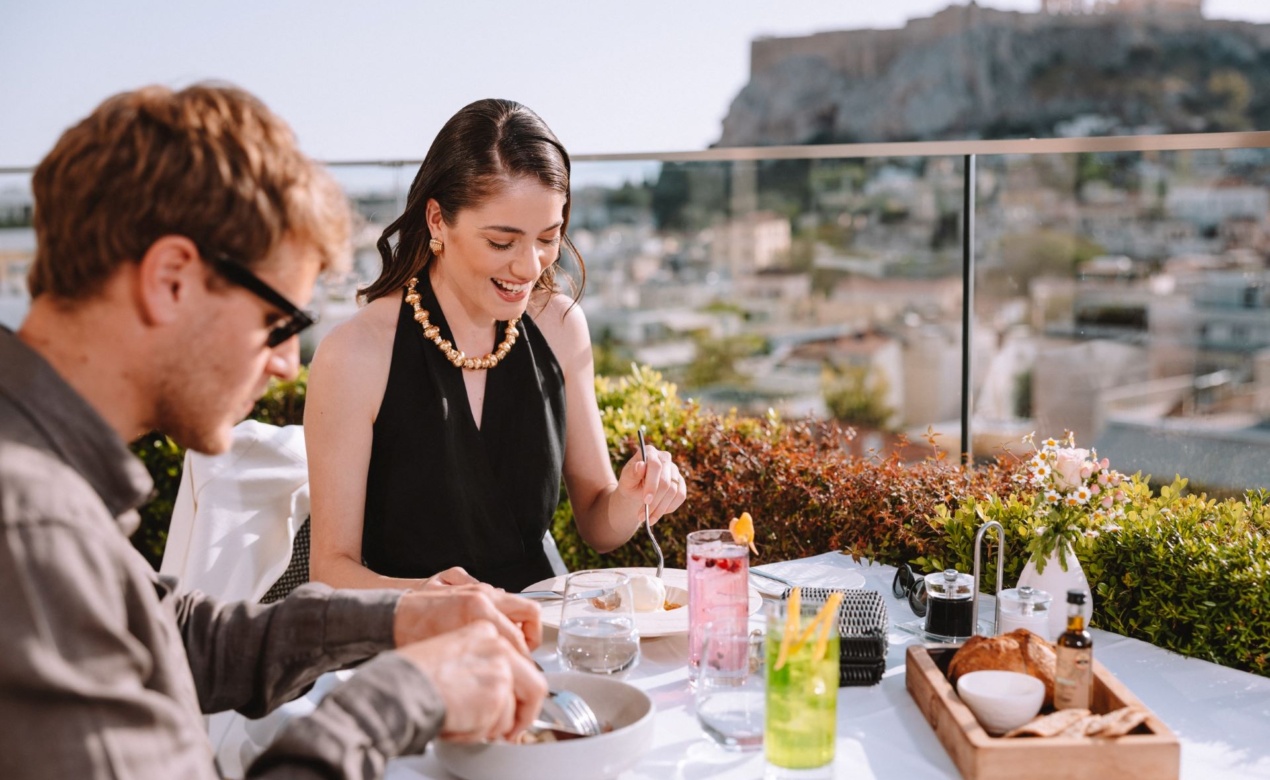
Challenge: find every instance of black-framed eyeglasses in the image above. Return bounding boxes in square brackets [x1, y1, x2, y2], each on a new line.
[200, 249, 317, 348]
[891, 563, 929, 618]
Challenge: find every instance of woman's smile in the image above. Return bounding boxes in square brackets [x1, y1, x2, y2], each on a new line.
[492, 276, 534, 301]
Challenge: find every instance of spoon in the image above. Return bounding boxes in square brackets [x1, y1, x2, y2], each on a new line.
[637, 427, 664, 579]
[519, 588, 608, 602]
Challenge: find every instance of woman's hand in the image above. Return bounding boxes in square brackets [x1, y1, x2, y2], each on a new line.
[616, 443, 686, 525]
[422, 566, 479, 587]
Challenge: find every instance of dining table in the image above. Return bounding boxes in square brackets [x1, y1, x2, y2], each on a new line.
[241, 552, 1270, 780]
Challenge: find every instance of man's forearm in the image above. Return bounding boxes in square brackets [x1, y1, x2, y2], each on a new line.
[171, 579, 402, 717]
[245, 653, 445, 779]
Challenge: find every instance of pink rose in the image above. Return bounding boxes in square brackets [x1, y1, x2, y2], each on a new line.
[1052, 447, 1090, 490]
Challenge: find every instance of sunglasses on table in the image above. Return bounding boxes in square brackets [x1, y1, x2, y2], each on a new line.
[199, 249, 317, 348]
[891, 563, 929, 618]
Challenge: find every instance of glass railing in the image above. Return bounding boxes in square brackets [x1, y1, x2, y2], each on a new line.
[4, 129, 1270, 493]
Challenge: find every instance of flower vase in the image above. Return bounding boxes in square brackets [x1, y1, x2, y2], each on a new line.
[1016, 542, 1093, 642]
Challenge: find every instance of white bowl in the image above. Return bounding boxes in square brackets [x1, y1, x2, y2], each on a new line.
[434, 671, 655, 780]
[956, 670, 1045, 735]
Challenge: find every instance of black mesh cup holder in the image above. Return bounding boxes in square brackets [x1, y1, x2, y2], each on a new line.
[891, 563, 929, 618]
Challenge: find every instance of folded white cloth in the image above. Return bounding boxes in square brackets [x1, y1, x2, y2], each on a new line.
[161, 420, 309, 604]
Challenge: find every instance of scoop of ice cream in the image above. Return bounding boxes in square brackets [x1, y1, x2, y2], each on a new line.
[628, 574, 666, 612]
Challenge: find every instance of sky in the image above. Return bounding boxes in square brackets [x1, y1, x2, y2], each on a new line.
[2, 0, 1269, 168]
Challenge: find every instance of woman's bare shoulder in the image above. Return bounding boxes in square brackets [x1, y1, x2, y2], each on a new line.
[309, 296, 400, 385]
[531, 291, 587, 333]
[531, 291, 591, 369]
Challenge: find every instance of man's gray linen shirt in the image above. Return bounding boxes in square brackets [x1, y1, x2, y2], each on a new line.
[0, 327, 445, 779]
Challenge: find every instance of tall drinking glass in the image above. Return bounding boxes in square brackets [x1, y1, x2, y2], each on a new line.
[687, 529, 751, 684]
[557, 570, 639, 676]
[765, 601, 838, 774]
[695, 617, 765, 751]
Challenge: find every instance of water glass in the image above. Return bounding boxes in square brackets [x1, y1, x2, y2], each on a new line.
[765, 601, 838, 773]
[695, 618, 765, 751]
[688, 529, 751, 683]
[557, 570, 640, 676]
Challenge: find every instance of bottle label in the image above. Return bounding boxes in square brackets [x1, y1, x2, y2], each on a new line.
[1054, 647, 1093, 709]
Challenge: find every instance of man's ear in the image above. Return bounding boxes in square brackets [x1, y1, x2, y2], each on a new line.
[136, 235, 201, 326]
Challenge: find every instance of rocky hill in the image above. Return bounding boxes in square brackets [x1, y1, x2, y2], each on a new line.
[717, 3, 1270, 146]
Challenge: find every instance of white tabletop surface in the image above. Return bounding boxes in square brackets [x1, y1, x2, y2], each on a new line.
[251, 553, 1270, 779]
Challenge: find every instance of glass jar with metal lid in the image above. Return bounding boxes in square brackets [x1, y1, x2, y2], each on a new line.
[923, 568, 975, 638]
[996, 585, 1052, 636]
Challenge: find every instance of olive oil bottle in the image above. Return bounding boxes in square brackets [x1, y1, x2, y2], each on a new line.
[1054, 590, 1093, 710]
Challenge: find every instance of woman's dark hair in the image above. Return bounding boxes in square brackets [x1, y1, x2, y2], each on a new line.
[361, 98, 584, 304]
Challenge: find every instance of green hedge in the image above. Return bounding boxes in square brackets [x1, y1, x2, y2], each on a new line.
[132, 365, 1269, 677]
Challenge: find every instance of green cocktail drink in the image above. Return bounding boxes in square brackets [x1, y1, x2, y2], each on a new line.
[765, 600, 839, 770]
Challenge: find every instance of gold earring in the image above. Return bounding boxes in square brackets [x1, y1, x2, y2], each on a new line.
[429, 237, 443, 254]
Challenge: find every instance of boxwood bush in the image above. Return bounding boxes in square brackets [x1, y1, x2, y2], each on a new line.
[132, 364, 1268, 677]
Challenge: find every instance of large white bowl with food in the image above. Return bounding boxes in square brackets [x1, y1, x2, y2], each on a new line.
[956, 670, 1046, 735]
[434, 671, 655, 780]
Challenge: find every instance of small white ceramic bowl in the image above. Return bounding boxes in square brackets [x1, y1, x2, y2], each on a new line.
[434, 671, 655, 780]
[956, 670, 1045, 736]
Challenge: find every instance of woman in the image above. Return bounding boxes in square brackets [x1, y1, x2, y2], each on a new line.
[305, 99, 686, 592]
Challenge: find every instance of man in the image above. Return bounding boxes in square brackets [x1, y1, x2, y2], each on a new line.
[0, 83, 547, 779]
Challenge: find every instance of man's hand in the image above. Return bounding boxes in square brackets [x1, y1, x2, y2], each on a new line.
[393, 584, 542, 655]
[396, 622, 548, 742]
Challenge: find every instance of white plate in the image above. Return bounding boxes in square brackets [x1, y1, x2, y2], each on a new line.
[524, 567, 763, 638]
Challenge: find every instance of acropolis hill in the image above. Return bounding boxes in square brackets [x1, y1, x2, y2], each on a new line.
[718, 0, 1270, 146]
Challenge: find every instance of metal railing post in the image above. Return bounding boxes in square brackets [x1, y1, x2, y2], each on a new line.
[961, 154, 976, 465]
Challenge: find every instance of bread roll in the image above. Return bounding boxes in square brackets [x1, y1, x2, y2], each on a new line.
[947, 628, 1057, 707]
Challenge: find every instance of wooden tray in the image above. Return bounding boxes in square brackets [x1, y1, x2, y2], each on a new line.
[906, 645, 1179, 780]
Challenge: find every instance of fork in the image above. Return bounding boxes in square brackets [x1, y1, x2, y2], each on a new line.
[637, 427, 665, 579]
[542, 689, 602, 737]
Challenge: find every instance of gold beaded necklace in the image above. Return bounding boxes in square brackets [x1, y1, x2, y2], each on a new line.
[405, 277, 520, 370]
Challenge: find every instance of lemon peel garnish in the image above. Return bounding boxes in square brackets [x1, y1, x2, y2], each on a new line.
[775, 588, 843, 670]
[774, 586, 800, 671]
[812, 591, 844, 662]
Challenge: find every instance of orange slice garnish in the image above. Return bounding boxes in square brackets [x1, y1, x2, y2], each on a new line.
[729, 511, 759, 555]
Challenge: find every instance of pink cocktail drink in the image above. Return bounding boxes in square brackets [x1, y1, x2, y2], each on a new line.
[687, 529, 750, 683]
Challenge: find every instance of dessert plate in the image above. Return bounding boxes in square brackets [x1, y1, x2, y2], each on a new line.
[524, 567, 762, 638]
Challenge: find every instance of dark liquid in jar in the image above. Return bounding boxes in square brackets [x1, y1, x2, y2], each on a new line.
[925, 597, 974, 637]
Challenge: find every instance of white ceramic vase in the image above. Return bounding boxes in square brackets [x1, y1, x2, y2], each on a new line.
[1015, 541, 1093, 642]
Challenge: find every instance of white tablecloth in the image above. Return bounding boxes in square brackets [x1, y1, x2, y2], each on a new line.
[253, 553, 1270, 779]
